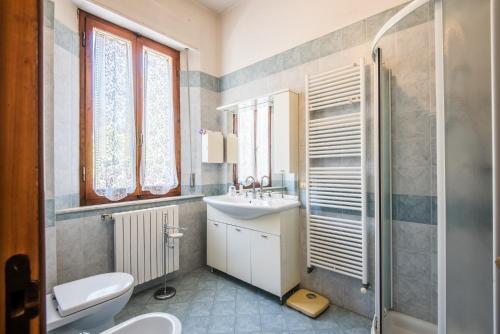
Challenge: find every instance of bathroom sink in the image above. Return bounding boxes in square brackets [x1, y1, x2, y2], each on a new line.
[203, 194, 299, 219]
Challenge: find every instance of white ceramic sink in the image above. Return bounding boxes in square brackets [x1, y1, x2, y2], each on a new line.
[203, 194, 300, 219]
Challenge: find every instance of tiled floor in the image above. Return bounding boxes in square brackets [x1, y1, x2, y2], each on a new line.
[115, 267, 371, 334]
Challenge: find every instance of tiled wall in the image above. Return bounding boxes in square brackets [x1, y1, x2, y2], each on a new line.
[53, 17, 80, 210]
[216, 2, 437, 321]
[55, 198, 207, 285]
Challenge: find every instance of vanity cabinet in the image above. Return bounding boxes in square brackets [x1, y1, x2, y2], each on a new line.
[206, 205, 300, 298]
[227, 225, 252, 283]
[250, 231, 281, 295]
[207, 220, 227, 272]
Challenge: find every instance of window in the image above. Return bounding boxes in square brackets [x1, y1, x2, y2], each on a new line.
[233, 99, 271, 186]
[79, 12, 180, 205]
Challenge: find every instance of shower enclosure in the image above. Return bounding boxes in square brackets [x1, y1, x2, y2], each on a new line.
[372, 0, 438, 332]
[372, 0, 497, 333]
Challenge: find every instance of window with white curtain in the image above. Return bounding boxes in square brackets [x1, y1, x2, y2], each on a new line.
[235, 99, 271, 186]
[80, 12, 180, 205]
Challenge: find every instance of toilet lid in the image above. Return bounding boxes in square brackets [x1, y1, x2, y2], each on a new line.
[53, 272, 134, 317]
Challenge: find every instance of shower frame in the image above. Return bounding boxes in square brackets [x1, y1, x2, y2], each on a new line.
[371, 0, 436, 332]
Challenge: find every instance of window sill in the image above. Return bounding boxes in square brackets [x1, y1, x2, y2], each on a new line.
[55, 194, 204, 221]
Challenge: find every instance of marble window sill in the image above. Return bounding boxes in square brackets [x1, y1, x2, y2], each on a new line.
[55, 194, 204, 221]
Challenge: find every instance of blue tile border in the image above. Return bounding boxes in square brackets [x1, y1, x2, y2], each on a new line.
[49, 2, 431, 94]
[54, 19, 79, 56]
[180, 71, 220, 92]
[217, 2, 431, 92]
[45, 198, 55, 227]
[44, 0, 54, 29]
[302, 191, 437, 225]
[55, 193, 80, 210]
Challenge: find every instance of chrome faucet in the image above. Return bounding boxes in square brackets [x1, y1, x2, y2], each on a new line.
[260, 175, 270, 198]
[245, 176, 256, 198]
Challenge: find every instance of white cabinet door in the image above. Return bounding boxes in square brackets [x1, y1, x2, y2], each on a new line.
[227, 225, 252, 283]
[207, 220, 227, 272]
[250, 231, 281, 296]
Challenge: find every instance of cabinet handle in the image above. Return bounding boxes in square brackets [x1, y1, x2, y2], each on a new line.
[213, 223, 218, 226]
[235, 228, 241, 231]
[261, 234, 268, 238]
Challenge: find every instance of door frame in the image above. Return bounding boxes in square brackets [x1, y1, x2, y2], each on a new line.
[0, 0, 45, 333]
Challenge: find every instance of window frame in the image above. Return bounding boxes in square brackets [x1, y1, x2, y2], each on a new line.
[232, 106, 272, 188]
[79, 11, 181, 206]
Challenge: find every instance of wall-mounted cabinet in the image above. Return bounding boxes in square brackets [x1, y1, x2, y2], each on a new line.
[225, 133, 238, 163]
[202, 131, 223, 163]
[272, 91, 298, 174]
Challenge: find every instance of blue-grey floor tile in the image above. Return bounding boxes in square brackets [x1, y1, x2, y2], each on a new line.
[193, 289, 216, 303]
[261, 313, 288, 331]
[212, 301, 236, 316]
[342, 329, 370, 334]
[259, 299, 283, 314]
[284, 312, 314, 330]
[198, 280, 219, 290]
[316, 330, 345, 334]
[150, 302, 190, 322]
[236, 288, 261, 302]
[217, 278, 239, 289]
[236, 299, 260, 315]
[120, 267, 371, 333]
[189, 301, 214, 317]
[215, 287, 237, 301]
[208, 315, 236, 333]
[334, 308, 371, 332]
[235, 314, 261, 332]
[312, 308, 343, 331]
[151, 289, 195, 305]
[183, 316, 211, 334]
[124, 302, 150, 317]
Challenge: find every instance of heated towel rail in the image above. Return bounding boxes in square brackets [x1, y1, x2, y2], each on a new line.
[305, 59, 368, 285]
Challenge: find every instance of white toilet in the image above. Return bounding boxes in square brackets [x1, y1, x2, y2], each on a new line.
[46, 272, 134, 334]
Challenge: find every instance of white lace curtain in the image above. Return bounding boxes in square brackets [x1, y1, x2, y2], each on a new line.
[92, 29, 177, 201]
[141, 47, 178, 195]
[93, 29, 136, 201]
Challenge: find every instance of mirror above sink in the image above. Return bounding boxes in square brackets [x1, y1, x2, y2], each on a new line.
[216, 89, 299, 196]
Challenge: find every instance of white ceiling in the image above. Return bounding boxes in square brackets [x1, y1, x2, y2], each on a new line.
[195, 0, 239, 13]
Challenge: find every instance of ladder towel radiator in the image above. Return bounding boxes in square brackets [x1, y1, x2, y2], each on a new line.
[305, 59, 368, 286]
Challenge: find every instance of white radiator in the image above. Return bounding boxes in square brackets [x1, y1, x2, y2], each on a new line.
[113, 205, 179, 286]
[305, 59, 368, 285]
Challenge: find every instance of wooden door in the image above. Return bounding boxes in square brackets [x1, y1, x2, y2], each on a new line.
[0, 0, 45, 333]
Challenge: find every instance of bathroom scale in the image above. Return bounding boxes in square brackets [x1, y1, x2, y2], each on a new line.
[286, 288, 330, 318]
